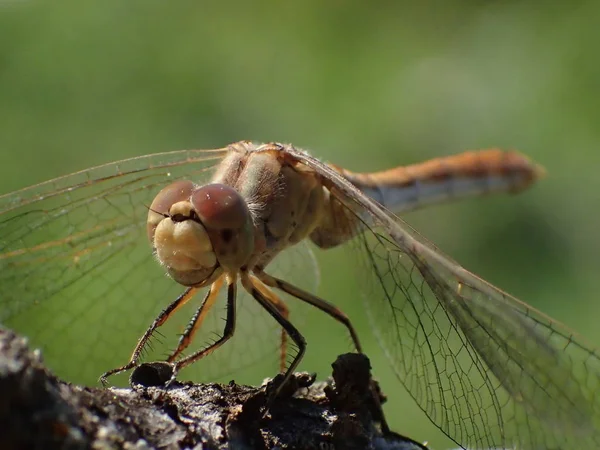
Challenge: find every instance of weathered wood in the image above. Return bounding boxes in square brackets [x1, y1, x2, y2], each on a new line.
[0, 327, 425, 450]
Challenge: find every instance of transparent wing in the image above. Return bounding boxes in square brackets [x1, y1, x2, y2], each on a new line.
[0, 149, 319, 387]
[290, 148, 600, 450]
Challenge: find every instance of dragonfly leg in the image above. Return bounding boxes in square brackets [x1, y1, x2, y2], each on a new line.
[248, 274, 290, 372]
[255, 270, 392, 434]
[240, 271, 306, 398]
[99, 286, 199, 385]
[273, 300, 290, 374]
[170, 276, 237, 376]
[255, 270, 362, 353]
[167, 276, 224, 363]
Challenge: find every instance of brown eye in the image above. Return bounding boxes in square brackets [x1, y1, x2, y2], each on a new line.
[147, 180, 195, 242]
[191, 184, 250, 230]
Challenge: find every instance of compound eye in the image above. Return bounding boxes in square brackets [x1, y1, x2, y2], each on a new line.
[147, 180, 195, 242]
[190, 184, 254, 270]
[191, 184, 250, 231]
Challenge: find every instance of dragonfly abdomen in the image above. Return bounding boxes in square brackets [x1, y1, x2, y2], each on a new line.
[340, 149, 545, 214]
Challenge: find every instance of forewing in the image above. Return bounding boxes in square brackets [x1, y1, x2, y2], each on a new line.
[288, 147, 600, 450]
[0, 149, 229, 383]
[0, 149, 319, 387]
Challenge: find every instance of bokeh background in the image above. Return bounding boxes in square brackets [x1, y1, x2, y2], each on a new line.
[1, 2, 600, 448]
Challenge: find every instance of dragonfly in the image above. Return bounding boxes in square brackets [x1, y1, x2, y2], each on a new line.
[1, 141, 599, 449]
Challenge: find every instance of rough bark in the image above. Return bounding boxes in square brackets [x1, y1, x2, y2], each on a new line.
[0, 327, 426, 450]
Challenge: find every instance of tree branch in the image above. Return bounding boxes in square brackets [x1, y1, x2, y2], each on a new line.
[0, 326, 426, 449]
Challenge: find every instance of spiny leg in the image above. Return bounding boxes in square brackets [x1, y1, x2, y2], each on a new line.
[99, 286, 199, 385]
[240, 272, 306, 398]
[170, 275, 237, 377]
[255, 271, 362, 352]
[255, 270, 390, 433]
[250, 274, 290, 372]
[167, 276, 225, 363]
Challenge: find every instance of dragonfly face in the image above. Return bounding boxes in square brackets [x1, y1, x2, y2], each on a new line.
[148, 181, 253, 286]
[1, 141, 599, 450]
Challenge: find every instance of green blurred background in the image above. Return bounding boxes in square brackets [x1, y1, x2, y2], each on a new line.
[1, 1, 599, 448]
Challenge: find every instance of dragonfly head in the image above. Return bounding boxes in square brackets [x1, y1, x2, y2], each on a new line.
[147, 181, 254, 286]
